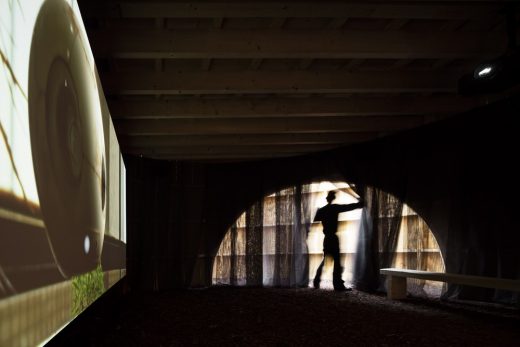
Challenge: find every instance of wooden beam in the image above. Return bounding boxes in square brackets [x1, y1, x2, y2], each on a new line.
[249, 59, 263, 70]
[213, 17, 225, 29]
[124, 152, 319, 161]
[113, 115, 426, 136]
[80, 3, 503, 21]
[201, 59, 212, 71]
[326, 18, 348, 29]
[153, 16, 164, 97]
[153, 15, 164, 90]
[269, 17, 287, 29]
[90, 29, 505, 60]
[155, 18, 164, 29]
[439, 19, 468, 32]
[154, 55, 163, 98]
[432, 59, 454, 69]
[119, 132, 380, 147]
[299, 59, 314, 70]
[344, 59, 366, 71]
[392, 59, 414, 69]
[124, 144, 340, 157]
[101, 70, 459, 95]
[384, 19, 410, 30]
[107, 96, 479, 119]
[154, 59, 163, 72]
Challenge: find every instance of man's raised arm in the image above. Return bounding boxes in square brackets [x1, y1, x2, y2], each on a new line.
[337, 200, 363, 212]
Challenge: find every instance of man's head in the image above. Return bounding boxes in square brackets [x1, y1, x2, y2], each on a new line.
[326, 191, 336, 203]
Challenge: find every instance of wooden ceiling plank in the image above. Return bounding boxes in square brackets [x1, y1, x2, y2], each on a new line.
[249, 58, 263, 70]
[119, 132, 380, 147]
[343, 59, 366, 71]
[155, 18, 165, 29]
[392, 58, 415, 69]
[299, 59, 314, 70]
[113, 115, 426, 136]
[432, 58, 454, 69]
[201, 59, 212, 71]
[154, 58, 163, 72]
[102, 70, 459, 95]
[384, 19, 410, 30]
[124, 144, 344, 158]
[125, 152, 321, 161]
[108, 96, 478, 119]
[439, 19, 468, 32]
[91, 29, 505, 60]
[270, 17, 287, 29]
[213, 17, 225, 29]
[326, 18, 349, 29]
[80, 3, 503, 21]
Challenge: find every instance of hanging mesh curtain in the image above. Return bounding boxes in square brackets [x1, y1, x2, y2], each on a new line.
[212, 182, 444, 295]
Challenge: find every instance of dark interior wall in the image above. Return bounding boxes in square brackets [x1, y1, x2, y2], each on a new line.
[125, 158, 207, 290]
[125, 149, 342, 289]
[334, 96, 520, 300]
[125, 96, 520, 298]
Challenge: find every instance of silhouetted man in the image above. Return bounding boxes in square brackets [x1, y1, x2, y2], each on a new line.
[313, 191, 363, 291]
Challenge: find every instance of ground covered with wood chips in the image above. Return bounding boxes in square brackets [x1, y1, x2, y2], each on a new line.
[51, 286, 520, 346]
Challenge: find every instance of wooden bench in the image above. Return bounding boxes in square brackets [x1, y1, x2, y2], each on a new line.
[380, 268, 520, 299]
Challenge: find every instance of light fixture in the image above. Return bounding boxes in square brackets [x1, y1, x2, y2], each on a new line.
[475, 65, 494, 78]
[459, 49, 518, 95]
[472, 62, 501, 80]
[458, 4, 519, 95]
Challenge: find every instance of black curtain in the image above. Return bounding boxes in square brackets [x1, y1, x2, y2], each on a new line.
[126, 158, 207, 290]
[245, 200, 263, 286]
[353, 185, 404, 292]
[125, 96, 520, 304]
[213, 185, 311, 287]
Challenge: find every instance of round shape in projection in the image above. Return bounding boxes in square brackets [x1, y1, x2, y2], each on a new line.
[28, 0, 106, 277]
[84, 235, 90, 255]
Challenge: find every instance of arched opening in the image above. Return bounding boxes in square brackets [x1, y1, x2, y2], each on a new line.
[212, 181, 445, 296]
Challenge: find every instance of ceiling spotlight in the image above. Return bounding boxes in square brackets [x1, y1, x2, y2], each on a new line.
[459, 49, 519, 95]
[458, 3, 519, 95]
[475, 65, 494, 78]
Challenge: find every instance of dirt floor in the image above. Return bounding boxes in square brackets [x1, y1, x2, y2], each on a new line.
[50, 286, 520, 346]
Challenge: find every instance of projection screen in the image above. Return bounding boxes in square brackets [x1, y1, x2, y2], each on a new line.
[0, 0, 126, 345]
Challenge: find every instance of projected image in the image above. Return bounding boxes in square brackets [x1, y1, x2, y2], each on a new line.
[0, 0, 126, 345]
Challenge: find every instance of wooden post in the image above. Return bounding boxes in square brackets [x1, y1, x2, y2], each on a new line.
[387, 275, 407, 299]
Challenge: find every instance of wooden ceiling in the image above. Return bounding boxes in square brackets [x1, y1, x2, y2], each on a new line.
[79, 0, 518, 161]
